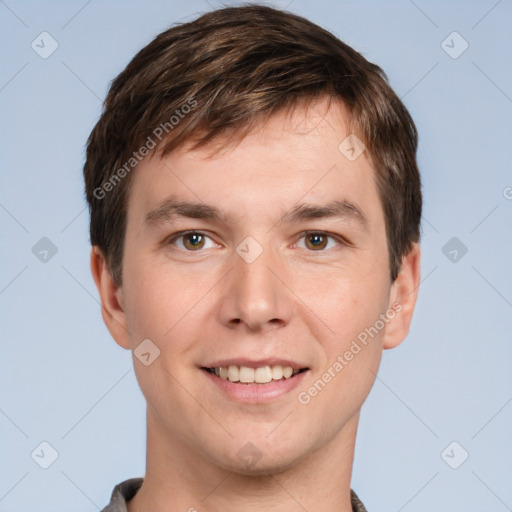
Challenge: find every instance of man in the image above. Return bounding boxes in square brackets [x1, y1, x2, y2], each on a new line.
[84, 4, 422, 511]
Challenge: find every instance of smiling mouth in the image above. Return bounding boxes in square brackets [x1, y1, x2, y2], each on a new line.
[201, 365, 309, 384]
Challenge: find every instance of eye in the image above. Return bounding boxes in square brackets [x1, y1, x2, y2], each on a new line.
[166, 230, 346, 252]
[295, 231, 343, 251]
[167, 231, 217, 251]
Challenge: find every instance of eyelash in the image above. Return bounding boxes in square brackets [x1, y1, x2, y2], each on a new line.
[166, 230, 348, 252]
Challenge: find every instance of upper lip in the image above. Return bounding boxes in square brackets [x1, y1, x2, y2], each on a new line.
[202, 358, 309, 370]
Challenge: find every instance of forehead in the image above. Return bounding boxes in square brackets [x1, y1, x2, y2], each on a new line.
[126, 97, 383, 234]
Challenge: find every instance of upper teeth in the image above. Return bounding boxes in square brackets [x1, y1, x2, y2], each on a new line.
[212, 365, 300, 383]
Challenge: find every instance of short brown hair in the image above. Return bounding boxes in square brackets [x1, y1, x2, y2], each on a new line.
[84, 3, 422, 286]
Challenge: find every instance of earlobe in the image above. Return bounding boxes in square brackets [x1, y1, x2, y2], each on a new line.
[90, 246, 130, 350]
[382, 243, 421, 350]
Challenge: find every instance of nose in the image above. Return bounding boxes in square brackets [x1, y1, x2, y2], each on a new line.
[217, 240, 293, 332]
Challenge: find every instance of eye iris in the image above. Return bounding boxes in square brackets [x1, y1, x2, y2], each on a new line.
[184, 233, 204, 250]
[306, 233, 327, 250]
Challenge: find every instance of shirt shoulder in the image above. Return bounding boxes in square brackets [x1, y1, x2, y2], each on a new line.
[101, 478, 143, 512]
[351, 488, 368, 512]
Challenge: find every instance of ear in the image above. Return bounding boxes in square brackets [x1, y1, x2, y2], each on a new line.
[90, 246, 130, 350]
[382, 243, 421, 350]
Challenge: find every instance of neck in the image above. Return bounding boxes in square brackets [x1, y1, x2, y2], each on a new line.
[127, 408, 359, 512]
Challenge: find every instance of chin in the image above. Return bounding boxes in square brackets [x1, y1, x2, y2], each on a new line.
[211, 435, 311, 477]
[219, 452, 302, 477]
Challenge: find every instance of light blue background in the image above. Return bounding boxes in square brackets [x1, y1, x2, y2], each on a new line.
[1, 1, 511, 511]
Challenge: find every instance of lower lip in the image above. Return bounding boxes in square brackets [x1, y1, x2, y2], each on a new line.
[201, 368, 309, 403]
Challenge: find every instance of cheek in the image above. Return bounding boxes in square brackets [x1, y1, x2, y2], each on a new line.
[122, 255, 211, 364]
[299, 283, 386, 422]
[301, 264, 389, 342]
[121, 256, 174, 342]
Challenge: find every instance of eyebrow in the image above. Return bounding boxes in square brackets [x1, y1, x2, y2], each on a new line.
[144, 195, 369, 230]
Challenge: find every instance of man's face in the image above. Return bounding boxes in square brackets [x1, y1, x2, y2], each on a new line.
[111, 98, 404, 474]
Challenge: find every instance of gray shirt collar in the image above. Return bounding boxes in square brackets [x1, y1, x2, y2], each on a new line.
[101, 477, 368, 511]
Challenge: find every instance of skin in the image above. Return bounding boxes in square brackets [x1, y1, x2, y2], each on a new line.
[91, 96, 421, 512]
